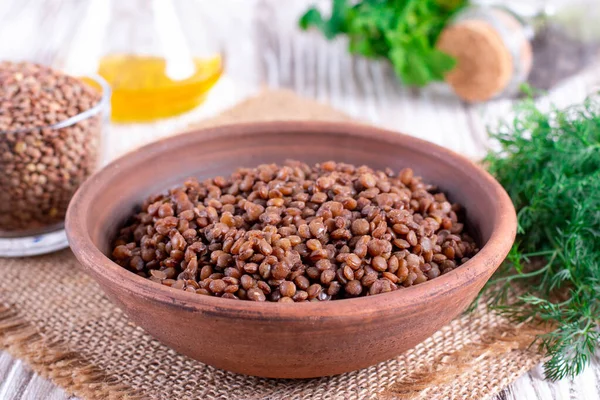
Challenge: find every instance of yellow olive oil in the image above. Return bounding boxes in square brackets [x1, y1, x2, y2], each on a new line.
[98, 54, 222, 122]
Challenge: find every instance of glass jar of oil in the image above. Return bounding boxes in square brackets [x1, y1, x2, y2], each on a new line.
[98, 53, 222, 122]
[74, 0, 224, 123]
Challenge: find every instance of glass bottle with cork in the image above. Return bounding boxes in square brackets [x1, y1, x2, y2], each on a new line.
[437, 4, 535, 102]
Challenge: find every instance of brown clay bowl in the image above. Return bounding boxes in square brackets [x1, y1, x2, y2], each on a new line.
[66, 121, 516, 379]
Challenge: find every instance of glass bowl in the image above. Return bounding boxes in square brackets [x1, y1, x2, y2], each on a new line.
[0, 74, 110, 257]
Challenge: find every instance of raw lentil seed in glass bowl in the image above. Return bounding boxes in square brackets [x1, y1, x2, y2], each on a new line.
[112, 161, 479, 302]
[0, 61, 110, 256]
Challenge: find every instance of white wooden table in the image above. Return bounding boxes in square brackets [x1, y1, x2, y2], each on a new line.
[1, 0, 599, 399]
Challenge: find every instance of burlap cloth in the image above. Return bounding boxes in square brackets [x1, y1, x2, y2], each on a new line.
[0, 90, 544, 400]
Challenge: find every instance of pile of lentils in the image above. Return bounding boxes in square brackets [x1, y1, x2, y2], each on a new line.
[112, 161, 479, 302]
[0, 61, 103, 232]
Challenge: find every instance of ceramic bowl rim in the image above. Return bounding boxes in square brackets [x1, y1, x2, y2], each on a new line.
[66, 120, 517, 320]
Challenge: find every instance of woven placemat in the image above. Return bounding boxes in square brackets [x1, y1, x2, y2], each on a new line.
[0, 90, 544, 400]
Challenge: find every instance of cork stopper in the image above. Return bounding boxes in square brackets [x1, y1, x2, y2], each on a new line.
[437, 20, 513, 102]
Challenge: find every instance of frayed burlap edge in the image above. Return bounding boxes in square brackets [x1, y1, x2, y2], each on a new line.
[0, 301, 546, 400]
[0, 304, 141, 399]
[379, 322, 546, 399]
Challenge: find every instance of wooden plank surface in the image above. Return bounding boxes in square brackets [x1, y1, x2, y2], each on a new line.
[0, 0, 599, 399]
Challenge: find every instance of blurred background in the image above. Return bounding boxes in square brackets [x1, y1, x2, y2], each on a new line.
[1, 0, 600, 398]
[1, 0, 599, 160]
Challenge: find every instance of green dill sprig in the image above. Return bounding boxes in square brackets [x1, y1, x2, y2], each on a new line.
[480, 96, 600, 380]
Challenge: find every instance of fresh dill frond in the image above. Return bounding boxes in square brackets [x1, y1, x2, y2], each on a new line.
[480, 96, 600, 380]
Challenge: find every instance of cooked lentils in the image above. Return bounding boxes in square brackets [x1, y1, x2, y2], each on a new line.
[0, 61, 103, 232]
[112, 161, 479, 302]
